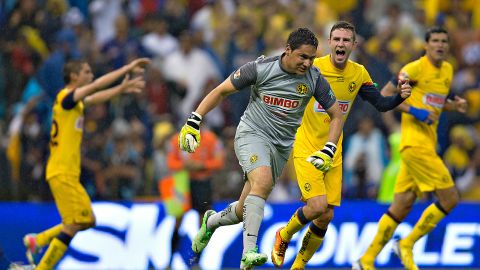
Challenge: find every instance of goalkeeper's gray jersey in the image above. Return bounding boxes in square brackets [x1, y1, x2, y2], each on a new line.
[230, 54, 336, 149]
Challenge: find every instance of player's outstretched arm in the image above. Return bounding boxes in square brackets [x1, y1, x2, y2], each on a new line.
[84, 74, 146, 106]
[359, 80, 411, 112]
[380, 81, 410, 113]
[179, 78, 238, 153]
[444, 95, 468, 113]
[381, 80, 438, 124]
[74, 58, 150, 103]
[196, 78, 238, 116]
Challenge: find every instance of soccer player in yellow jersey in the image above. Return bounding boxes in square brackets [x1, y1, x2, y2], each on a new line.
[353, 27, 467, 270]
[22, 57, 149, 270]
[271, 21, 411, 269]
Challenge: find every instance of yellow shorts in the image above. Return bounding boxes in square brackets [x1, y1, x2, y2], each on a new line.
[48, 175, 95, 225]
[294, 156, 342, 206]
[394, 147, 454, 195]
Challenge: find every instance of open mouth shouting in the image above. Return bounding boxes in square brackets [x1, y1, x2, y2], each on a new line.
[335, 49, 347, 61]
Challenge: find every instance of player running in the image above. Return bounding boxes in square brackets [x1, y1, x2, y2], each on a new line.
[353, 26, 467, 270]
[270, 21, 411, 269]
[23, 58, 149, 270]
[179, 28, 344, 269]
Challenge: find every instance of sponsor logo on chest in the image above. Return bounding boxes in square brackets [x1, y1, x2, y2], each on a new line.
[423, 93, 445, 108]
[314, 100, 350, 114]
[262, 94, 301, 110]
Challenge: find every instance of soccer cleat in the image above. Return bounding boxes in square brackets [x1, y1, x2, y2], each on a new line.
[271, 227, 289, 267]
[392, 239, 418, 270]
[23, 234, 40, 266]
[352, 259, 375, 270]
[240, 247, 268, 269]
[191, 210, 216, 253]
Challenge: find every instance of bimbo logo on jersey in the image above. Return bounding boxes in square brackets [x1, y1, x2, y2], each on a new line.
[262, 94, 300, 110]
[314, 100, 350, 114]
[424, 93, 446, 108]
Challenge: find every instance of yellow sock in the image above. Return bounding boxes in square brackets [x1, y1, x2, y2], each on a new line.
[401, 203, 446, 247]
[280, 208, 308, 241]
[292, 225, 325, 268]
[37, 234, 71, 270]
[36, 224, 63, 248]
[361, 213, 399, 264]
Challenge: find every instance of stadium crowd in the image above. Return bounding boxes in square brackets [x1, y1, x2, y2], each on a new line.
[0, 0, 479, 203]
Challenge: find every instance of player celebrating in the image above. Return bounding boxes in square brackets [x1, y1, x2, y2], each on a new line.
[353, 27, 467, 270]
[23, 58, 150, 270]
[179, 28, 344, 269]
[270, 21, 411, 269]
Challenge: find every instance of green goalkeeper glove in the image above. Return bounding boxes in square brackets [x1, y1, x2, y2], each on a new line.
[178, 112, 202, 153]
[306, 142, 337, 172]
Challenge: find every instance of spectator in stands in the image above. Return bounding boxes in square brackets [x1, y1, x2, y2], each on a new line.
[166, 125, 224, 266]
[103, 118, 142, 200]
[161, 30, 222, 126]
[100, 13, 147, 71]
[344, 116, 387, 199]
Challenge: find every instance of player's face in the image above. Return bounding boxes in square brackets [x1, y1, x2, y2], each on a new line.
[284, 44, 317, 75]
[77, 63, 94, 86]
[328, 28, 356, 68]
[425, 32, 449, 66]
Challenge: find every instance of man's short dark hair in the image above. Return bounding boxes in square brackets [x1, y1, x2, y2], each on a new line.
[425, 26, 449, 42]
[330, 21, 356, 41]
[63, 60, 87, 84]
[287, 28, 318, 51]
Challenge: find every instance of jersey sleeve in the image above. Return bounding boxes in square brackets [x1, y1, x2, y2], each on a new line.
[359, 67, 404, 111]
[229, 61, 257, 90]
[359, 83, 404, 112]
[313, 75, 336, 111]
[397, 61, 419, 85]
[61, 90, 78, 110]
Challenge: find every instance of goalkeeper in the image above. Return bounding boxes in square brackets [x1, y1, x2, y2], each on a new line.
[271, 21, 411, 269]
[179, 28, 344, 269]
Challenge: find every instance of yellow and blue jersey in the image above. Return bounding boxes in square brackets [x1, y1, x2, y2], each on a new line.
[46, 88, 84, 179]
[294, 55, 375, 161]
[397, 55, 453, 151]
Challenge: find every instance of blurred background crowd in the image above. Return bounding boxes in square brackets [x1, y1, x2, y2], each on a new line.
[0, 0, 479, 203]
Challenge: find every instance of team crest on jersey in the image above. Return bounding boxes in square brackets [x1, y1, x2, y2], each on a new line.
[296, 83, 308, 95]
[444, 78, 450, 87]
[304, 183, 311, 192]
[233, 69, 241, 79]
[423, 93, 446, 108]
[314, 100, 350, 114]
[250, 154, 258, 164]
[348, 82, 356, 93]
